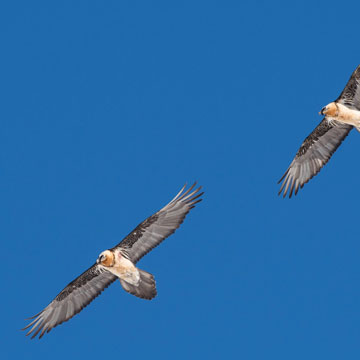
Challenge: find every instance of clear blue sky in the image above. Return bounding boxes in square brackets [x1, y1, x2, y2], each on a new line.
[2, 1, 360, 359]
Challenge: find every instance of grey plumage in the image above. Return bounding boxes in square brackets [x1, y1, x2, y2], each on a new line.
[120, 269, 157, 300]
[278, 120, 352, 198]
[22, 266, 116, 339]
[115, 183, 203, 264]
[337, 65, 360, 109]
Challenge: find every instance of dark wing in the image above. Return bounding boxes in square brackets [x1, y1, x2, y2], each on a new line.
[336, 65, 360, 110]
[113, 183, 203, 264]
[23, 264, 116, 339]
[278, 119, 352, 198]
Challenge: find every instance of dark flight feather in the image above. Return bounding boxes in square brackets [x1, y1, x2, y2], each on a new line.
[23, 265, 116, 339]
[337, 65, 360, 110]
[278, 119, 352, 198]
[114, 183, 203, 263]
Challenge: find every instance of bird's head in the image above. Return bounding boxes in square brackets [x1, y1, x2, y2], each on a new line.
[319, 102, 338, 117]
[97, 250, 115, 267]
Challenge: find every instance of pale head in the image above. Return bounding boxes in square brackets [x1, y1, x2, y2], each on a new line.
[320, 102, 338, 117]
[97, 250, 115, 267]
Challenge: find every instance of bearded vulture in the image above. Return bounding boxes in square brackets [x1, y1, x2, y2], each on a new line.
[23, 183, 203, 339]
[278, 65, 360, 198]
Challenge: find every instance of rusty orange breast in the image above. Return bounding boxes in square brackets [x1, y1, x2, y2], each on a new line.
[101, 251, 115, 267]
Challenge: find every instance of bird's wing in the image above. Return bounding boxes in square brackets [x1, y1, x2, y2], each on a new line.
[278, 119, 352, 198]
[23, 264, 116, 339]
[337, 65, 360, 110]
[113, 183, 203, 264]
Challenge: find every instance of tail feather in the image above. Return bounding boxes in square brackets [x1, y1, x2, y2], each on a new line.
[120, 269, 157, 300]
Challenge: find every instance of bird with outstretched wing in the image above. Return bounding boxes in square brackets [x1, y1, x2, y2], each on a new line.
[23, 183, 203, 339]
[278, 65, 360, 198]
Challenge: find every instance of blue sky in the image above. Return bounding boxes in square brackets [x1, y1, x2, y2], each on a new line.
[2, 1, 360, 359]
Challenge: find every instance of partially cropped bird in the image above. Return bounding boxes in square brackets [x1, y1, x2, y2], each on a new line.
[278, 65, 360, 198]
[23, 183, 203, 339]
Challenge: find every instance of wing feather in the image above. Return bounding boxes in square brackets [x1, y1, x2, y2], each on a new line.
[23, 264, 116, 339]
[114, 183, 203, 263]
[278, 119, 352, 198]
[337, 65, 360, 110]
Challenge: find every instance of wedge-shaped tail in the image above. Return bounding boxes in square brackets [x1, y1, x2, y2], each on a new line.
[120, 269, 157, 300]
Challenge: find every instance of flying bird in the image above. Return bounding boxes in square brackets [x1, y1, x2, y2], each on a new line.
[23, 183, 203, 339]
[278, 65, 360, 198]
